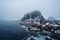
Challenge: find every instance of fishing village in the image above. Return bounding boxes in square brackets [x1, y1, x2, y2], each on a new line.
[20, 11, 60, 40]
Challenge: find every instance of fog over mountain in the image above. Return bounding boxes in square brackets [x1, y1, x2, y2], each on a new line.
[0, 0, 60, 20]
[21, 11, 44, 21]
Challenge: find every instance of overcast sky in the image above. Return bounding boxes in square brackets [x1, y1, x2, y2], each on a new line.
[0, 0, 60, 20]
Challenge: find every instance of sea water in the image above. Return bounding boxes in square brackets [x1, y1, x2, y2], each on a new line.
[0, 20, 45, 40]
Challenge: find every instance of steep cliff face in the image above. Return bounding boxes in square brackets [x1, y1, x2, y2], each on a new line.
[21, 11, 45, 21]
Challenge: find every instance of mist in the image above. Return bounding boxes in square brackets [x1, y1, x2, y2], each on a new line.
[0, 0, 60, 20]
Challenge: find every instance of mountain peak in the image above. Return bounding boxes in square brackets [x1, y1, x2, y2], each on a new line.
[21, 11, 45, 21]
